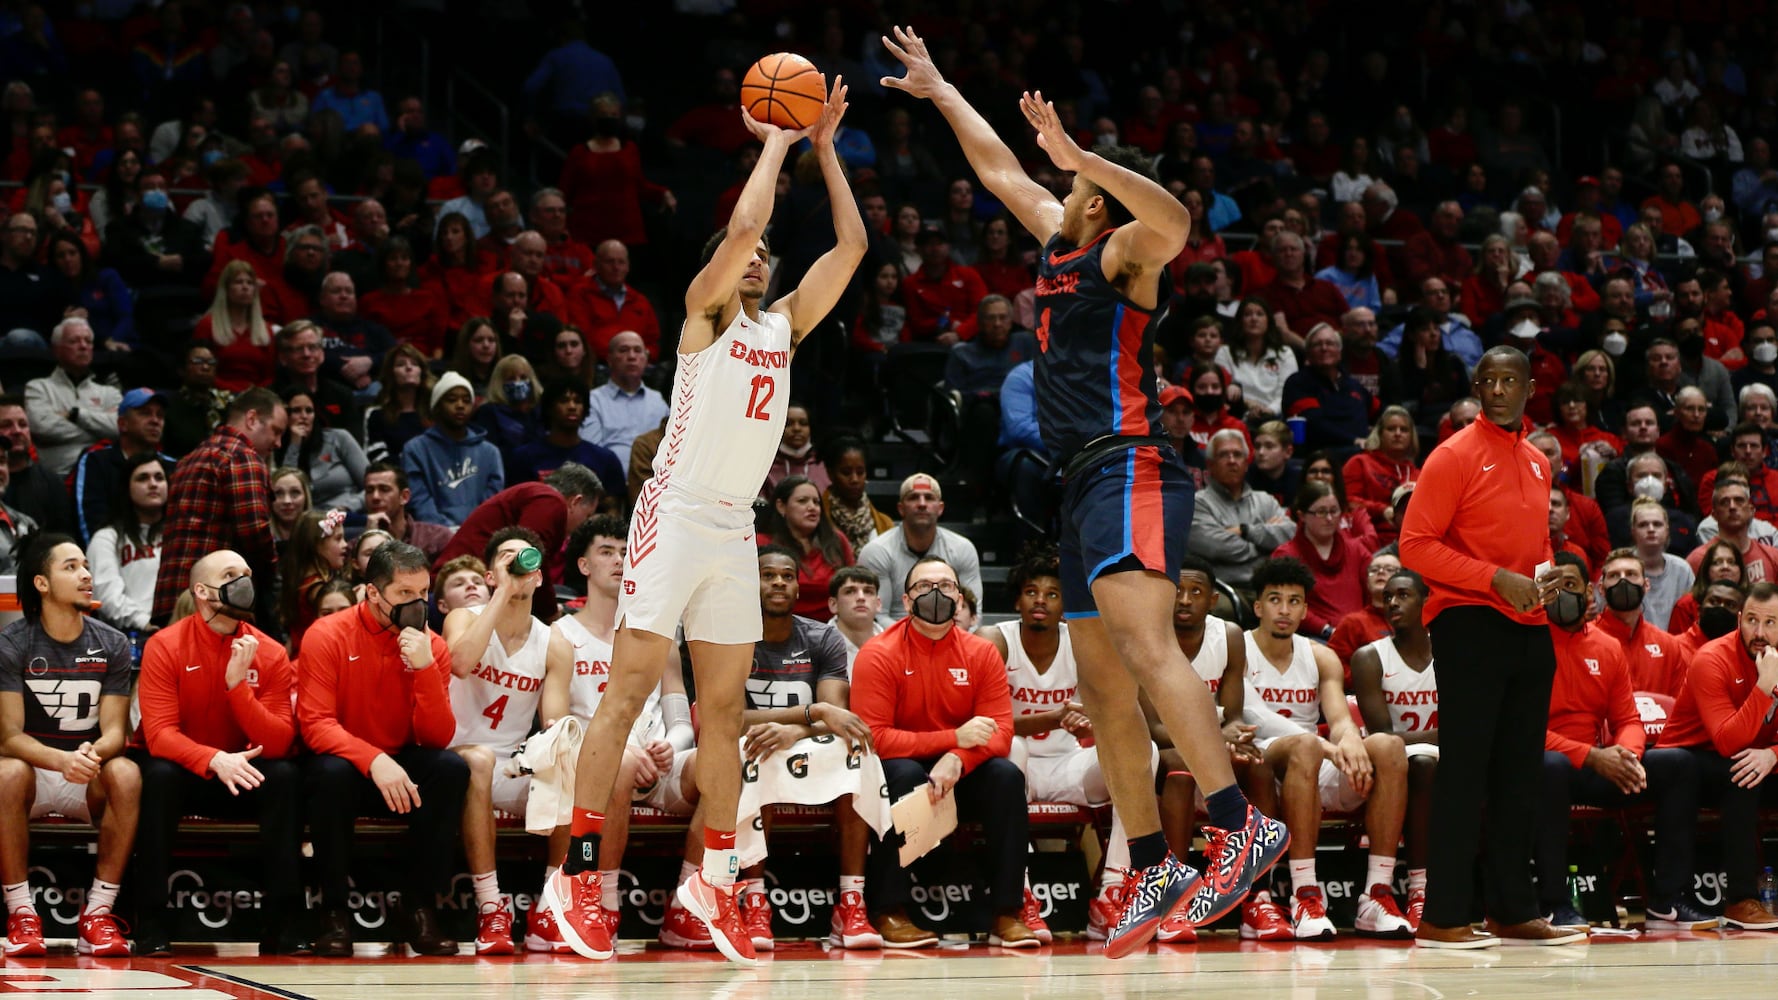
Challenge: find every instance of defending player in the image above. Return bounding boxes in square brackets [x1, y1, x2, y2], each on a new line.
[1349, 568, 1440, 932]
[882, 28, 1285, 956]
[545, 74, 866, 966]
[443, 528, 571, 955]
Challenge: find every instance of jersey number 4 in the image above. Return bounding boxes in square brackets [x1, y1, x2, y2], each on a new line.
[482, 695, 509, 730]
[1398, 710, 1437, 732]
[1034, 308, 1052, 352]
[745, 374, 776, 421]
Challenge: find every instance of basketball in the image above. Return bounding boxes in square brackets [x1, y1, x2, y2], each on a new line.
[741, 52, 826, 130]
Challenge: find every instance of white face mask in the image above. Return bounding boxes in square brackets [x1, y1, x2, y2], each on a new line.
[50, 191, 71, 214]
[1755, 342, 1778, 365]
[1633, 474, 1666, 500]
[1510, 319, 1541, 341]
[1704, 208, 1724, 223]
[1765, 227, 1778, 245]
[1602, 331, 1628, 356]
[1094, 133, 1120, 148]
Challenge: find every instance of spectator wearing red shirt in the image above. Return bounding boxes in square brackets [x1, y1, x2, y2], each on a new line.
[1594, 550, 1691, 697]
[664, 68, 751, 156]
[1527, 233, 1600, 316]
[57, 90, 112, 177]
[1257, 231, 1348, 345]
[1460, 235, 1516, 329]
[557, 95, 674, 250]
[1541, 553, 1705, 930]
[205, 191, 297, 314]
[571, 239, 660, 360]
[1274, 482, 1376, 641]
[1361, 182, 1425, 277]
[1121, 86, 1174, 154]
[1697, 425, 1778, 523]
[132, 549, 302, 956]
[283, 173, 353, 251]
[418, 212, 497, 333]
[358, 237, 450, 357]
[1688, 478, 1778, 586]
[1231, 219, 1284, 294]
[1330, 550, 1400, 671]
[1699, 269, 1747, 369]
[757, 479, 855, 623]
[1343, 406, 1419, 544]
[973, 216, 1033, 302]
[299, 540, 466, 958]
[1548, 488, 1591, 575]
[1527, 431, 1611, 574]
[851, 557, 1032, 948]
[195, 259, 279, 392]
[1657, 387, 1722, 488]
[902, 229, 987, 343]
[432, 469, 602, 622]
[1401, 201, 1474, 295]
[1427, 108, 1478, 170]
[1641, 163, 1702, 239]
[1657, 581, 1778, 930]
[529, 188, 595, 285]
[1555, 180, 1623, 249]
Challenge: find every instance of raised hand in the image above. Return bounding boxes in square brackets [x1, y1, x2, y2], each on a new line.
[1020, 91, 1087, 173]
[880, 26, 947, 101]
[810, 76, 849, 149]
[740, 101, 818, 146]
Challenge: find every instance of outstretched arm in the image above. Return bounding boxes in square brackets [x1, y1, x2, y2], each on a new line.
[881, 26, 1062, 243]
[1020, 92, 1188, 277]
[773, 78, 868, 345]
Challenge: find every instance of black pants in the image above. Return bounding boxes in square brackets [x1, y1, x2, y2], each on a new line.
[1690, 748, 1778, 902]
[132, 753, 304, 919]
[868, 757, 1028, 917]
[1425, 605, 1556, 927]
[303, 749, 468, 909]
[1536, 748, 1699, 907]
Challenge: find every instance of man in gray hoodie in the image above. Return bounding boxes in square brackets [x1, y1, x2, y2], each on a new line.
[401, 372, 504, 526]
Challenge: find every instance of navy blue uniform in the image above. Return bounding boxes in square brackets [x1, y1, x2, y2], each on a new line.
[1035, 227, 1191, 614]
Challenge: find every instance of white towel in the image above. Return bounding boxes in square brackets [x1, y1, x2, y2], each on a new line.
[508, 716, 584, 835]
[734, 734, 892, 868]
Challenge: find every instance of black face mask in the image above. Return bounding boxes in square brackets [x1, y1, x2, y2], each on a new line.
[1604, 577, 1645, 613]
[589, 117, 623, 139]
[910, 587, 956, 626]
[1193, 392, 1225, 413]
[204, 575, 256, 622]
[383, 595, 428, 632]
[1549, 589, 1587, 628]
[1699, 605, 1739, 639]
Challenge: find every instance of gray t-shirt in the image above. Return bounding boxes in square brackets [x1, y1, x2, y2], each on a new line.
[747, 616, 849, 710]
[857, 525, 984, 628]
[1641, 552, 1695, 632]
[0, 616, 133, 750]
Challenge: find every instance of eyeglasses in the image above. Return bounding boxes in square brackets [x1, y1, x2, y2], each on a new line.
[1305, 507, 1343, 519]
[187, 357, 217, 368]
[909, 580, 960, 597]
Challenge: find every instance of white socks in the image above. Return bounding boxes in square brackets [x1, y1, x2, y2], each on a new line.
[1102, 811, 1131, 888]
[1408, 868, 1428, 894]
[1288, 860, 1317, 895]
[1365, 855, 1397, 893]
[3, 881, 29, 914]
[472, 871, 501, 912]
[86, 879, 120, 916]
[677, 860, 699, 887]
[838, 875, 865, 895]
[600, 870, 620, 911]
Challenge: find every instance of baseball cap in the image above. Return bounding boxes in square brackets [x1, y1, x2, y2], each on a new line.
[899, 472, 943, 500]
[118, 388, 169, 415]
[1159, 385, 1194, 409]
[430, 371, 473, 411]
[458, 138, 488, 156]
[1575, 175, 1601, 188]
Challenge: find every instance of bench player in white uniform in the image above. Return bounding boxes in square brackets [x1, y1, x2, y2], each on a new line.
[1243, 557, 1411, 941]
[443, 528, 573, 955]
[1350, 567, 1439, 932]
[1151, 555, 1297, 942]
[545, 75, 867, 966]
[531, 515, 695, 952]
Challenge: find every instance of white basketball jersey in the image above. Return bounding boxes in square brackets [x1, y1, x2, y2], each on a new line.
[654, 309, 794, 503]
[450, 606, 550, 752]
[1244, 631, 1322, 734]
[1368, 638, 1439, 734]
[555, 614, 662, 746]
[1189, 614, 1231, 690]
[1000, 620, 1080, 757]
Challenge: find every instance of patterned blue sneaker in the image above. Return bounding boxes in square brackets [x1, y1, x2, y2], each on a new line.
[1183, 806, 1291, 927]
[1103, 854, 1201, 960]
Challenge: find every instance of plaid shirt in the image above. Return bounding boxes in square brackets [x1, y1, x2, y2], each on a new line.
[152, 425, 276, 622]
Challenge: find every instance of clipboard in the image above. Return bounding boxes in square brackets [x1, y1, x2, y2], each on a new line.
[890, 786, 958, 865]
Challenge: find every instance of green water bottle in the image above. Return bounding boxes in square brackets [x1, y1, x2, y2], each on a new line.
[514, 546, 543, 574]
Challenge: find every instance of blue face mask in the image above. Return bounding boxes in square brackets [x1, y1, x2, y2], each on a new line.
[503, 379, 533, 402]
[141, 189, 170, 213]
[201, 149, 225, 166]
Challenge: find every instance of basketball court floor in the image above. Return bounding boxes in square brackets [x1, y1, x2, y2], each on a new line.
[7, 930, 1773, 1000]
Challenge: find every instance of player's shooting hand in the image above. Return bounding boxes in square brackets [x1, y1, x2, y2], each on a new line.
[810, 76, 849, 148]
[740, 108, 813, 146]
[880, 26, 947, 100]
[1020, 91, 1086, 173]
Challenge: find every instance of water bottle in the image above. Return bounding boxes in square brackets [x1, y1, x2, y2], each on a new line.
[513, 546, 543, 574]
[128, 629, 142, 670]
[1567, 864, 1584, 917]
[1760, 866, 1778, 912]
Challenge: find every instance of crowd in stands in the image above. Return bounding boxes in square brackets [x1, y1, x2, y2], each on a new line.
[4, 0, 1778, 959]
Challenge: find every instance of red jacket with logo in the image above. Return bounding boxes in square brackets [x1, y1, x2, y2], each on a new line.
[1593, 612, 1689, 698]
[1659, 632, 1778, 753]
[1546, 621, 1645, 767]
[296, 602, 455, 774]
[136, 616, 296, 776]
[851, 618, 1012, 777]
[1400, 416, 1555, 625]
[902, 263, 988, 341]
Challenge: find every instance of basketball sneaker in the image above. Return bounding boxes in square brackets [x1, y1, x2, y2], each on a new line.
[1355, 884, 1413, 938]
[5, 910, 46, 957]
[1182, 807, 1290, 928]
[1020, 888, 1052, 945]
[1238, 890, 1294, 941]
[740, 890, 774, 952]
[77, 909, 131, 957]
[1644, 897, 1719, 931]
[1085, 882, 1127, 941]
[542, 868, 613, 961]
[659, 895, 716, 950]
[524, 902, 574, 953]
[603, 907, 621, 939]
[1103, 854, 1201, 959]
[676, 873, 758, 967]
[1155, 907, 1197, 944]
[1405, 886, 1426, 933]
[1290, 886, 1337, 941]
[474, 903, 516, 955]
[829, 890, 882, 949]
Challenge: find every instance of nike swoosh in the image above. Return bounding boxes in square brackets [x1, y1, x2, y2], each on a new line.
[1383, 672, 1398, 679]
[1047, 251, 1065, 266]
[788, 649, 807, 658]
[444, 473, 475, 489]
[1735, 677, 1747, 685]
[349, 654, 361, 662]
[904, 668, 915, 675]
[185, 665, 201, 672]
[1482, 464, 1496, 472]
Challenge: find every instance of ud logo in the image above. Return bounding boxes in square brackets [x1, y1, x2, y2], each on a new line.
[1646, 644, 1664, 657]
[1584, 658, 1601, 676]
[948, 668, 969, 686]
[742, 760, 760, 784]
[786, 753, 809, 778]
[623, 580, 636, 595]
[846, 743, 864, 770]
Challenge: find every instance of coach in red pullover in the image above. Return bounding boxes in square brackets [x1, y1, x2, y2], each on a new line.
[133, 549, 303, 955]
[851, 557, 1033, 947]
[1539, 553, 1705, 929]
[1593, 550, 1689, 697]
[298, 539, 465, 958]
[1658, 580, 1778, 929]
[1400, 346, 1574, 947]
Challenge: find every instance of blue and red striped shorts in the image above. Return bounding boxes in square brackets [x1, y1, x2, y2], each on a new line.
[1058, 444, 1192, 616]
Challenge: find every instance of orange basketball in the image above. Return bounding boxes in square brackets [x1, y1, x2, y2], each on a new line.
[741, 52, 826, 130]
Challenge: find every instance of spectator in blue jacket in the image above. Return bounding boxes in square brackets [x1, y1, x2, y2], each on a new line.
[309, 52, 388, 133]
[512, 379, 624, 498]
[383, 96, 455, 179]
[401, 373, 504, 526]
[46, 233, 135, 353]
[1283, 323, 1379, 452]
[523, 21, 624, 145]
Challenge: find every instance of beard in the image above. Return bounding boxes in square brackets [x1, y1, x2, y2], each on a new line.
[1026, 620, 1050, 634]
